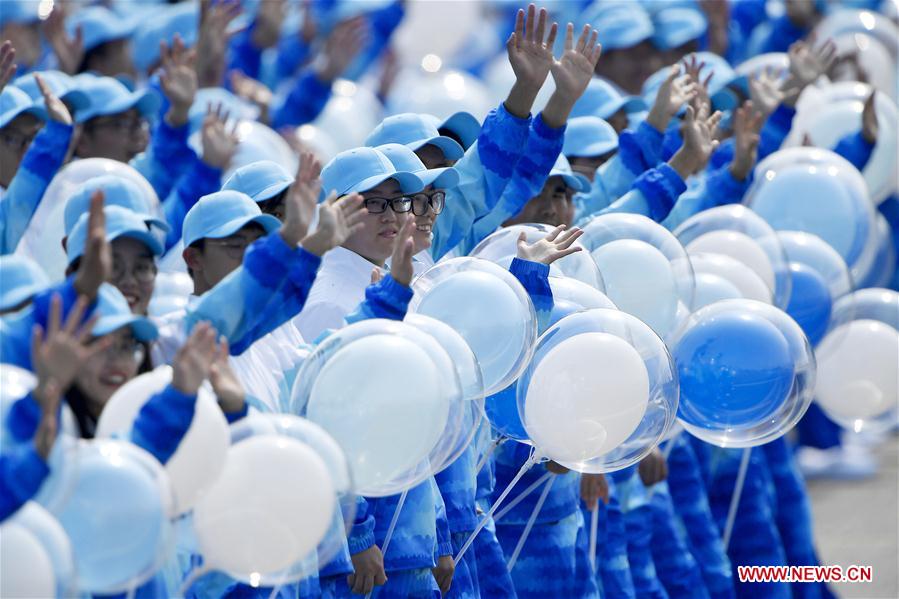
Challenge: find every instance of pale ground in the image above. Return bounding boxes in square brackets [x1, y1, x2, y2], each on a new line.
[806, 435, 899, 598]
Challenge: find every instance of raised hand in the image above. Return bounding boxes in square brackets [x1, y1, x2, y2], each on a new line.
[159, 34, 198, 127]
[300, 191, 367, 256]
[31, 294, 105, 394]
[646, 64, 699, 133]
[251, 0, 285, 50]
[0, 41, 17, 93]
[683, 54, 713, 113]
[196, 0, 243, 87]
[280, 152, 323, 246]
[208, 338, 246, 415]
[42, 7, 84, 76]
[581, 473, 609, 511]
[201, 103, 240, 170]
[542, 22, 601, 128]
[505, 4, 558, 117]
[730, 100, 764, 182]
[33, 380, 62, 460]
[35, 73, 72, 125]
[784, 36, 837, 102]
[670, 103, 722, 179]
[861, 91, 878, 144]
[317, 17, 368, 83]
[229, 70, 272, 123]
[172, 322, 218, 396]
[74, 191, 111, 301]
[388, 218, 416, 287]
[748, 67, 786, 118]
[516, 224, 584, 265]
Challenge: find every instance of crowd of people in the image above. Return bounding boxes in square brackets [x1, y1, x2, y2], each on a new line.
[0, 0, 897, 598]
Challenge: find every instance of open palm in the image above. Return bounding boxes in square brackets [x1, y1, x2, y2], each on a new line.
[507, 4, 558, 90]
[550, 23, 601, 100]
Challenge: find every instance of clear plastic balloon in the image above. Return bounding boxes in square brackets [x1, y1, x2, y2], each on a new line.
[691, 272, 745, 310]
[53, 439, 174, 594]
[548, 276, 617, 310]
[0, 522, 56, 598]
[670, 299, 816, 448]
[813, 9, 899, 64]
[392, 0, 480, 67]
[16, 159, 161, 282]
[745, 148, 875, 269]
[579, 213, 695, 339]
[410, 257, 537, 396]
[674, 205, 792, 309]
[689, 252, 771, 303]
[386, 68, 493, 122]
[9, 502, 76, 597]
[96, 366, 230, 514]
[152, 271, 193, 298]
[777, 231, 854, 300]
[517, 309, 679, 473]
[219, 413, 355, 585]
[829, 33, 897, 101]
[310, 80, 383, 153]
[855, 213, 897, 288]
[190, 120, 298, 183]
[290, 319, 459, 496]
[470, 224, 605, 292]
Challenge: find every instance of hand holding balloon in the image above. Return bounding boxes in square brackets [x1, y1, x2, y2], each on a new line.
[516, 224, 584, 265]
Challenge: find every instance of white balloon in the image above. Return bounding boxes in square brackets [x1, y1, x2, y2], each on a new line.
[392, 0, 480, 67]
[688, 253, 773, 304]
[692, 272, 745, 310]
[0, 522, 56, 598]
[549, 276, 617, 310]
[387, 68, 493, 122]
[96, 366, 230, 514]
[11, 503, 75, 597]
[686, 230, 776, 291]
[311, 80, 383, 153]
[524, 332, 650, 462]
[193, 435, 335, 577]
[815, 319, 899, 422]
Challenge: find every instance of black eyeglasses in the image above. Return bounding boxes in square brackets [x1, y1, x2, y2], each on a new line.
[411, 190, 446, 216]
[363, 196, 413, 215]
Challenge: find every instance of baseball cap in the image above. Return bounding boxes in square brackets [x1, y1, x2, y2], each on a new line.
[651, 7, 708, 50]
[64, 176, 168, 236]
[571, 78, 648, 120]
[0, 255, 48, 312]
[12, 71, 91, 114]
[563, 117, 619, 158]
[0, 86, 47, 128]
[181, 191, 281, 247]
[375, 143, 460, 190]
[222, 161, 294, 203]
[548, 154, 590, 192]
[131, 2, 199, 74]
[77, 76, 160, 123]
[584, 2, 654, 51]
[319, 147, 424, 200]
[423, 111, 481, 151]
[365, 114, 464, 161]
[67, 205, 164, 265]
[67, 6, 137, 53]
[92, 283, 158, 341]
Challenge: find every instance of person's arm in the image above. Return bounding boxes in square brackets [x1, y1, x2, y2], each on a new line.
[511, 225, 584, 327]
[226, 0, 283, 81]
[346, 496, 388, 595]
[832, 92, 878, 172]
[0, 445, 50, 521]
[432, 478, 455, 594]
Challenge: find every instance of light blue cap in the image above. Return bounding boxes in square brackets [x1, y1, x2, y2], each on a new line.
[651, 7, 708, 50]
[77, 77, 160, 123]
[563, 117, 619, 158]
[548, 155, 590, 192]
[182, 191, 281, 247]
[64, 175, 168, 236]
[0, 86, 47, 128]
[67, 206, 164, 265]
[423, 111, 481, 151]
[67, 6, 137, 53]
[0, 255, 48, 311]
[641, 53, 745, 114]
[92, 283, 158, 341]
[0, 1, 40, 28]
[583, 2, 654, 51]
[571, 78, 648, 120]
[131, 2, 199, 74]
[12, 71, 92, 114]
[188, 87, 259, 134]
[222, 161, 294, 203]
[320, 147, 424, 201]
[365, 114, 464, 161]
[310, 0, 395, 34]
[375, 143, 460, 190]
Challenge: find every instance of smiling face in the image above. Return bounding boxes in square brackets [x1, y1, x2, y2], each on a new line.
[74, 327, 143, 416]
[111, 237, 157, 315]
[342, 178, 411, 265]
[183, 223, 266, 294]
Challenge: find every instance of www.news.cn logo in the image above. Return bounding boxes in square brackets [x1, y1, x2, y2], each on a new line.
[738, 565, 873, 584]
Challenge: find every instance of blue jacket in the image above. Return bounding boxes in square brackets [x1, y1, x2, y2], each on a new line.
[0, 120, 73, 254]
[271, 69, 333, 130]
[0, 443, 49, 521]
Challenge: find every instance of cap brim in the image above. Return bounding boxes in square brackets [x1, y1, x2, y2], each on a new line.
[144, 215, 171, 234]
[439, 112, 481, 149]
[417, 166, 459, 190]
[557, 172, 591, 192]
[348, 171, 424, 196]
[567, 139, 619, 158]
[406, 135, 464, 161]
[93, 314, 158, 341]
[84, 88, 160, 121]
[0, 284, 46, 312]
[252, 180, 292, 203]
[203, 213, 282, 240]
[118, 229, 165, 256]
[0, 104, 47, 128]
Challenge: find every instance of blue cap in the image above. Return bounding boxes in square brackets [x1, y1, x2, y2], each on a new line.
[92, 283, 158, 341]
[423, 111, 481, 151]
[67, 206, 164, 265]
[63, 175, 168, 236]
[68, 6, 137, 53]
[222, 161, 294, 203]
[0, 86, 47, 128]
[77, 77, 160, 123]
[12, 71, 91, 114]
[188, 87, 259, 134]
[365, 114, 464, 161]
[375, 143, 460, 189]
[548, 155, 590, 192]
[131, 2, 199, 74]
[182, 191, 281, 247]
[0, 1, 40, 29]
[0, 255, 48, 311]
[571, 78, 647, 120]
[584, 2, 654, 51]
[320, 147, 425, 201]
[651, 7, 708, 50]
[563, 117, 619, 158]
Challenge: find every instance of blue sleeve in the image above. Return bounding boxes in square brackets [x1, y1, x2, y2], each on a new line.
[0, 444, 50, 522]
[139, 118, 196, 201]
[340, 1, 405, 82]
[0, 120, 73, 254]
[662, 167, 749, 231]
[129, 384, 196, 465]
[758, 104, 795, 161]
[270, 68, 333, 130]
[228, 27, 264, 81]
[344, 275, 413, 324]
[618, 120, 666, 175]
[162, 159, 223, 251]
[599, 163, 687, 223]
[275, 35, 312, 82]
[433, 478, 453, 558]
[225, 403, 250, 424]
[759, 15, 809, 54]
[709, 138, 735, 172]
[348, 496, 376, 554]
[6, 392, 42, 443]
[833, 131, 875, 172]
[509, 257, 553, 332]
[476, 102, 533, 207]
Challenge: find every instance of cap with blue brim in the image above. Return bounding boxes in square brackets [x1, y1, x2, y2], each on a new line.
[182, 191, 281, 248]
[67, 6, 137, 53]
[0, 86, 47, 128]
[92, 283, 158, 341]
[222, 161, 294, 203]
[131, 2, 199, 74]
[571, 78, 648, 120]
[584, 2, 654, 51]
[651, 7, 708, 50]
[12, 71, 92, 115]
[77, 77, 160, 123]
[375, 143, 460, 190]
[563, 117, 619, 158]
[320, 147, 425, 202]
[0, 255, 49, 311]
[64, 175, 168, 236]
[423, 111, 481, 151]
[549, 155, 590, 192]
[67, 206, 165, 266]
[365, 114, 464, 161]
[0, 1, 40, 29]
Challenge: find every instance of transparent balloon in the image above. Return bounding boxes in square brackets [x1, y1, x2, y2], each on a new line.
[0, 522, 56, 598]
[813, 9, 899, 65]
[734, 52, 789, 79]
[517, 309, 679, 473]
[311, 80, 383, 153]
[691, 272, 745, 310]
[855, 213, 897, 288]
[190, 120, 298, 183]
[16, 159, 161, 282]
[670, 299, 816, 448]
[470, 224, 606, 292]
[777, 231, 854, 300]
[220, 413, 356, 585]
[53, 439, 174, 595]
[579, 213, 695, 339]
[746, 148, 875, 271]
[830, 33, 897, 102]
[290, 319, 459, 496]
[410, 257, 537, 395]
[8, 502, 76, 597]
[548, 276, 617, 310]
[674, 205, 792, 309]
[386, 67, 493, 122]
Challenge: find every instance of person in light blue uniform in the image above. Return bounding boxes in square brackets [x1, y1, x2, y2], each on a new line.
[650, 5, 709, 65]
[65, 6, 138, 80]
[570, 78, 648, 134]
[594, 475, 637, 599]
[0, 254, 47, 315]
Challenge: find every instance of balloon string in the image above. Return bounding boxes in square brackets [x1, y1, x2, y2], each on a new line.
[178, 564, 213, 598]
[588, 504, 599, 572]
[474, 435, 506, 477]
[267, 585, 281, 599]
[363, 489, 408, 599]
[494, 471, 553, 522]
[506, 475, 554, 572]
[454, 449, 541, 564]
[722, 447, 752, 551]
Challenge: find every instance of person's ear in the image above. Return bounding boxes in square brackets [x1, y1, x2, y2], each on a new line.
[61, 235, 67, 251]
[183, 247, 202, 274]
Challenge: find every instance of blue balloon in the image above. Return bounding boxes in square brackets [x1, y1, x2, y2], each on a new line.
[674, 311, 795, 428]
[785, 263, 832, 346]
[485, 383, 529, 441]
